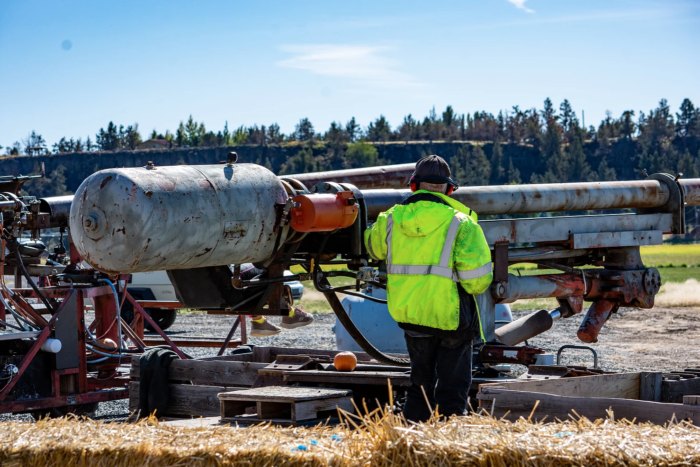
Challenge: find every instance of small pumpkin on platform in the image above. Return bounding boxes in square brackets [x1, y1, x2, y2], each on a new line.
[333, 351, 358, 372]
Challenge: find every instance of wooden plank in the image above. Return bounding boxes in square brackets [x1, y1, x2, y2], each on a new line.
[292, 396, 354, 420]
[130, 381, 244, 417]
[478, 387, 700, 426]
[684, 395, 700, 406]
[199, 354, 254, 362]
[479, 372, 641, 399]
[282, 369, 411, 387]
[141, 337, 243, 348]
[218, 385, 350, 402]
[640, 372, 663, 401]
[161, 417, 224, 428]
[219, 386, 353, 421]
[662, 378, 700, 403]
[130, 358, 267, 387]
[250, 346, 376, 364]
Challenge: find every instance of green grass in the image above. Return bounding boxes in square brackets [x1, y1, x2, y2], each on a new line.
[655, 266, 700, 283]
[640, 243, 700, 267]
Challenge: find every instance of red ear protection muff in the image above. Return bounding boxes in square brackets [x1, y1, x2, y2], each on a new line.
[445, 184, 455, 196]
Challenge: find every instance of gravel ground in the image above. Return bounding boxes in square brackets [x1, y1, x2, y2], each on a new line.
[3, 305, 699, 422]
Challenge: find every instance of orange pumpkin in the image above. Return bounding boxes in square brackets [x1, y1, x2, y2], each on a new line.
[333, 351, 357, 372]
[97, 338, 118, 350]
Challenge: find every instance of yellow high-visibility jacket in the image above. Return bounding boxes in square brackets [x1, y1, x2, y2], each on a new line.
[364, 190, 493, 336]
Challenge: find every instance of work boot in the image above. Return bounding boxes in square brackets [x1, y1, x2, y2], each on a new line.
[280, 307, 314, 329]
[250, 318, 282, 337]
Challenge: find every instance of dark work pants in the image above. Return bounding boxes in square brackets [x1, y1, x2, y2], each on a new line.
[403, 333, 473, 422]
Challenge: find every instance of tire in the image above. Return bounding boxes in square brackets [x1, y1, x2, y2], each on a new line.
[145, 308, 177, 332]
[121, 304, 177, 331]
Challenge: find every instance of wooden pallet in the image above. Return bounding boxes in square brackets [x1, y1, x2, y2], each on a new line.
[219, 386, 353, 423]
[129, 357, 268, 417]
[477, 372, 700, 426]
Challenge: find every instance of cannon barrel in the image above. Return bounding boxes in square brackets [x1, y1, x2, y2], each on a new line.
[68, 163, 416, 273]
[363, 178, 700, 217]
[68, 162, 700, 274]
[289, 163, 415, 189]
[40, 163, 416, 228]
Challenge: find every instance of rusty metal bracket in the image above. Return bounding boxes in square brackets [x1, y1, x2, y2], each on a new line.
[264, 354, 330, 371]
[645, 172, 685, 234]
[493, 241, 509, 283]
[479, 343, 545, 366]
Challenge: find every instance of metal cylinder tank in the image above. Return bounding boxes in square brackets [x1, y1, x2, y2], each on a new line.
[69, 163, 288, 273]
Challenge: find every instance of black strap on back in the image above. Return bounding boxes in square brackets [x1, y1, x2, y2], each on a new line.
[402, 192, 450, 206]
[402, 192, 473, 217]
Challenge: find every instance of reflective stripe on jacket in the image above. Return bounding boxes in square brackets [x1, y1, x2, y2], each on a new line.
[364, 190, 493, 333]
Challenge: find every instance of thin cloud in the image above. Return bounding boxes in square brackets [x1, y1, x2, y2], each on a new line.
[508, 0, 535, 14]
[278, 44, 420, 88]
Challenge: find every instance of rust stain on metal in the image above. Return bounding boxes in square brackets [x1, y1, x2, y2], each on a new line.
[194, 248, 212, 258]
[159, 180, 177, 191]
[99, 175, 113, 189]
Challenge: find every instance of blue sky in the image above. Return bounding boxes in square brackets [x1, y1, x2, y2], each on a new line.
[1, 0, 698, 148]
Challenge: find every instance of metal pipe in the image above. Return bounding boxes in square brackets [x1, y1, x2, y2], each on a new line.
[39, 195, 74, 228]
[493, 273, 585, 303]
[363, 178, 700, 217]
[577, 299, 617, 343]
[288, 163, 415, 189]
[495, 309, 553, 346]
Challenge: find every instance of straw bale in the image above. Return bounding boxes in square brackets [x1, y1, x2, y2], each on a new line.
[1, 411, 699, 466]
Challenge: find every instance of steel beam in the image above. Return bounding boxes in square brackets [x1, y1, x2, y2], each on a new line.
[480, 213, 673, 246]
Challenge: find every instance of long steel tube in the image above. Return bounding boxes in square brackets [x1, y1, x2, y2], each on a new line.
[288, 163, 415, 189]
[494, 274, 586, 303]
[363, 178, 700, 217]
[38, 163, 418, 222]
[40, 173, 700, 223]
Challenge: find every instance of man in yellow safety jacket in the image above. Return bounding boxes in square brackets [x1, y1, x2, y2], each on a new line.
[364, 155, 493, 422]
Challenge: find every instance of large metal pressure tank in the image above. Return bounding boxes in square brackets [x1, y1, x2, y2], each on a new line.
[69, 164, 288, 273]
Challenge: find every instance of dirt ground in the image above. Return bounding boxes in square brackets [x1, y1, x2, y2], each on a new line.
[171, 304, 700, 374]
[523, 306, 700, 372]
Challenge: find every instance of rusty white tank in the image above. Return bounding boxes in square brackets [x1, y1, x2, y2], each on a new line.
[69, 163, 288, 273]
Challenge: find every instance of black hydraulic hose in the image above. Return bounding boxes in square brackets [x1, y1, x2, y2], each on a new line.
[317, 274, 409, 367]
[0, 318, 24, 331]
[327, 285, 387, 304]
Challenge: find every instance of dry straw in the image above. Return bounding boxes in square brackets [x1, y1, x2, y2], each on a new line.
[1, 409, 699, 466]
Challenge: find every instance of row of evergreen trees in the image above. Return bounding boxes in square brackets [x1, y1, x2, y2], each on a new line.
[5, 98, 700, 187]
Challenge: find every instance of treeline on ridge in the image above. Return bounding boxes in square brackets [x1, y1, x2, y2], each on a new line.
[6, 97, 700, 198]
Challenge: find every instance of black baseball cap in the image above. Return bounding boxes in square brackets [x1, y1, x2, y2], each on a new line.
[411, 155, 457, 186]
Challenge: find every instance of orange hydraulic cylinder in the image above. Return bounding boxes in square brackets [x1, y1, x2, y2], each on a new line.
[290, 192, 358, 232]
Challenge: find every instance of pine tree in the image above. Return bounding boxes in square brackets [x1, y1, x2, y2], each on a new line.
[344, 142, 378, 169]
[490, 141, 505, 184]
[566, 133, 592, 182]
[366, 115, 391, 142]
